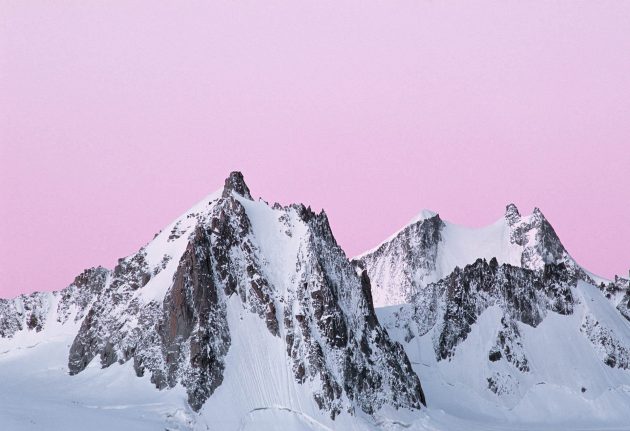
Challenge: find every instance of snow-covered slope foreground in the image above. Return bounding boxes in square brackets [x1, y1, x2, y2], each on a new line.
[357, 206, 630, 429]
[1, 172, 425, 430]
[0, 318, 193, 430]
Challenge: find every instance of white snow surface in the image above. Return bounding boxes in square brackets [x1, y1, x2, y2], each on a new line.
[0, 293, 193, 430]
[434, 218, 522, 277]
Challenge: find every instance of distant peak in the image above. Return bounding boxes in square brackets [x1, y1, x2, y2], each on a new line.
[505, 203, 520, 216]
[222, 171, 253, 200]
[410, 209, 439, 224]
[505, 203, 521, 224]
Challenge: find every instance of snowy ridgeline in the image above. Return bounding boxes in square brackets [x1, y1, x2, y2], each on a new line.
[1, 172, 629, 431]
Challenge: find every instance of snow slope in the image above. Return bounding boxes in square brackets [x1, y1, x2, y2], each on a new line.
[0, 294, 194, 430]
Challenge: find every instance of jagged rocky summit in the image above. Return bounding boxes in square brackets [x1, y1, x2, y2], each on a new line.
[0, 172, 424, 421]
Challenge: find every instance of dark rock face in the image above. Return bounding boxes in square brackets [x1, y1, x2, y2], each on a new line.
[0, 267, 108, 339]
[488, 350, 502, 362]
[0, 294, 48, 337]
[354, 214, 444, 306]
[57, 267, 109, 324]
[222, 171, 253, 200]
[68, 307, 102, 372]
[68, 251, 155, 376]
[507, 206, 596, 286]
[508, 207, 566, 270]
[160, 226, 230, 410]
[404, 258, 576, 362]
[504, 203, 521, 225]
[110, 251, 152, 291]
[0, 293, 43, 338]
[282, 206, 426, 416]
[619, 291, 630, 323]
[598, 275, 630, 322]
[490, 317, 529, 372]
[67, 195, 257, 411]
[581, 314, 630, 370]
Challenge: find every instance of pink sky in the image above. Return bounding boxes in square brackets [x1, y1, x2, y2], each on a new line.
[1, 1, 629, 297]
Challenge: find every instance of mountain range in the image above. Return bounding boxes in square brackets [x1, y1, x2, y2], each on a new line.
[1, 172, 628, 431]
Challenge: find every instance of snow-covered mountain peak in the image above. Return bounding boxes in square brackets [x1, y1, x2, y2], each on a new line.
[1, 172, 425, 427]
[354, 210, 443, 262]
[356, 202, 598, 307]
[505, 204, 551, 229]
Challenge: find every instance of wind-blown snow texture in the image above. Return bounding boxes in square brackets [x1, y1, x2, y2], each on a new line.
[1, 175, 629, 430]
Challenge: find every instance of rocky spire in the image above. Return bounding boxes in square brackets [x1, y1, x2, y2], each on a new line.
[222, 171, 253, 200]
[505, 203, 521, 225]
[532, 207, 546, 222]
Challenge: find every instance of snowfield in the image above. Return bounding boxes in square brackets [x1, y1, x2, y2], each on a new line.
[0, 307, 193, 430]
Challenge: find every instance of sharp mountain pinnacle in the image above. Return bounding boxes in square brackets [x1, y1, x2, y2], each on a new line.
[222, 171, 253, 200]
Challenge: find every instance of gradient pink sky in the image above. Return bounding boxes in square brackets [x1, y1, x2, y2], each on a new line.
[1, 1, 629, 297]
